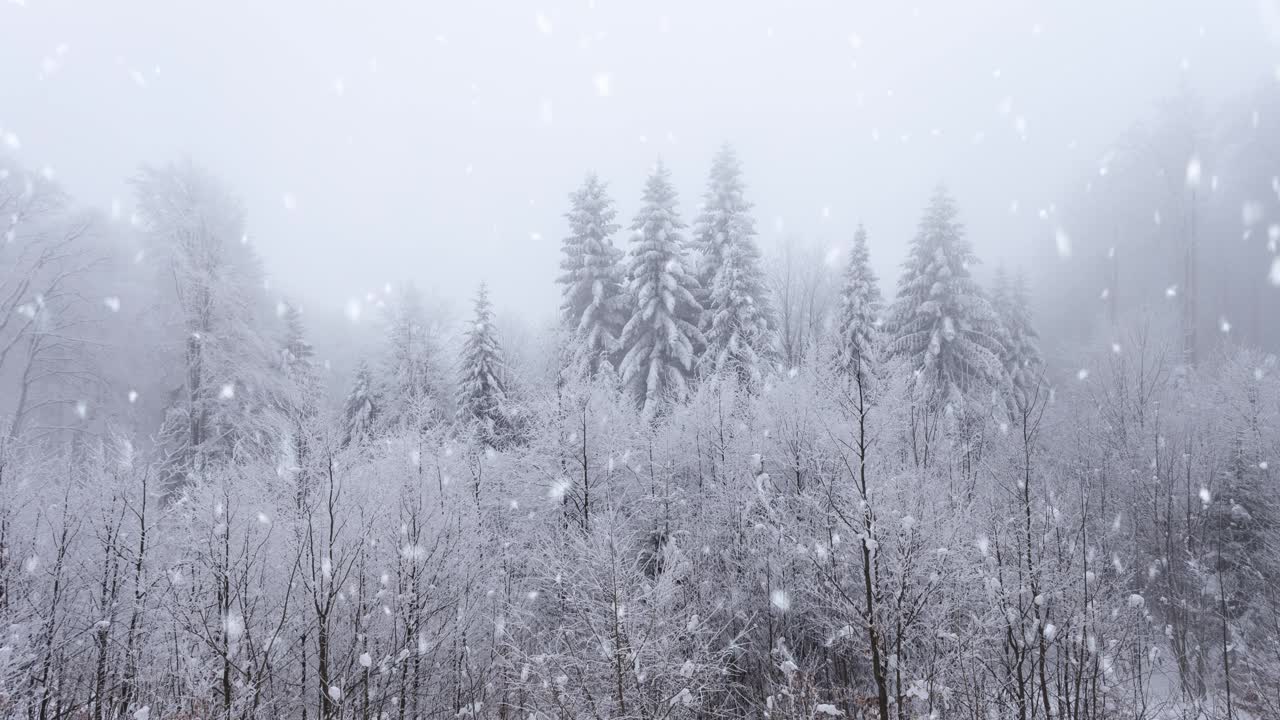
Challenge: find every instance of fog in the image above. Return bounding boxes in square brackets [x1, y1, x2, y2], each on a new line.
[4, 4, 1280, 719]
[4, 0, 1272, 322]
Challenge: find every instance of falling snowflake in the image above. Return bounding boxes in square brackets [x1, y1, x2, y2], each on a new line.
[1199, 487, 1212, 505]
[103, 296, 121, 312]
[219, 384, 235, 400]
[548, 477, 571, 500]
[1076, 368, 1089, 381]
[76, 400, 88, 419]
[128, 389, 138, 404]
[359, 652, 372, 668]
[225, 613, 244, 641]
[257, 512, 271, 525]
[535, 11, 552, 34]
[593, 72, 611, 97]
[327, 686, 342, 702]
[1242, 201, 1263, 226]
[1185, 155, 1201, 188]
[770, 589, 791, 612]
[1220, 317, 1231, 333]
[1054, 227, 1072, 258]
[1165, 285, 1178, 298]
[1269, 257, 1280, 286]
[282, 192, 297, 211]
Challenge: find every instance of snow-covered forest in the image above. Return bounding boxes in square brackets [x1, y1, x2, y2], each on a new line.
[2, 3, 1280, 720]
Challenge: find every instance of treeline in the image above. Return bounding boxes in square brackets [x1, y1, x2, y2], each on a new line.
[0, 115, 1278, 719]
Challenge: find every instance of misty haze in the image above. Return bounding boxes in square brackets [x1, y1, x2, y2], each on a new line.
[2, 1, 1279, 719]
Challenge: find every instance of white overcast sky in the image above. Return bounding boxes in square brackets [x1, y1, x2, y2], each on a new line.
[3, 0, 1277, 325]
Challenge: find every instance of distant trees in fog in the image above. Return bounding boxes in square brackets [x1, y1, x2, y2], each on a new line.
[1, 84, 1279, 719]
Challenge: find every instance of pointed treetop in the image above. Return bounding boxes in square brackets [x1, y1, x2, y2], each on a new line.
[834, 223, 882, 379]
[694, 144, 775, 386]
[619, 163, 704, 418]
[558, 172, 628, 380]
[886, 186, 1006, 408]
[456, 281, 510, 446]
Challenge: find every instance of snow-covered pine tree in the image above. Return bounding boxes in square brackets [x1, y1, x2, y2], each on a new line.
[341, 360, 378, 446]
[456, 282, 509, 447]
[558, 173, 629, 379]
[278, 301, 321, 412]
[990, 268, 1042, 414]
[618, 161, 704, 418]
[380, 283, 444, 432]
[834, 224, 883, 379]
[275, 300, 322, 485]
[885, 186, 1005, 410]
[692, 145, 775, 385]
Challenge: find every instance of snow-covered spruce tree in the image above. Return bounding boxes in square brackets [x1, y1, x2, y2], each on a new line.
[456, 282, 509, 447]
[990, 268, 1043, 414]
[692, 144, 775, 385]
[275, 300, 323, 490]
[833, 224, 882, 379]
[341, 360, 378, 446]
[380, 283, 445, 432]
[618, 161, 705, 418]
[885, 186, 1005, 410]
[558, 173, 629, 379]
[278, 301, 321, 413]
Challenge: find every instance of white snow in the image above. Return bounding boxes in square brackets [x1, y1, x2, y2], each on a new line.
[1185, 155, 1201, 188]
[225, 613, 244, 641]
[1054, 227, 1072, 258]
[593, 72, 611, 97]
